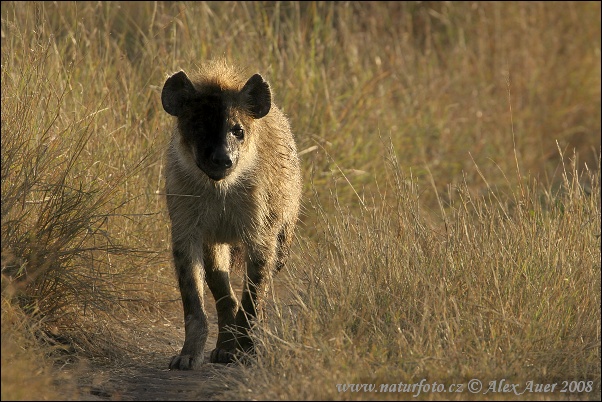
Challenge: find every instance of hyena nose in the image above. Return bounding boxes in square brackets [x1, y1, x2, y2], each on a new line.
[210, 150, 233, 169]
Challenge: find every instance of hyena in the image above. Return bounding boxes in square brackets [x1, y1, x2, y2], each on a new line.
[161, 60, 301, 369]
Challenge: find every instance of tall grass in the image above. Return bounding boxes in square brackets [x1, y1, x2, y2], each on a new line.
[1, 1, 169, 360]
[228, 143, 600, 400]
[1, 1, 600, 400]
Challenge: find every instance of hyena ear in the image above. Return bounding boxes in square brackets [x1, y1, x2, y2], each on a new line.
[241, 73, 271, 119]
[162, 71, 195, 117]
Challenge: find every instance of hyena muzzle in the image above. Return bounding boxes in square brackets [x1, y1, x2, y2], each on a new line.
[161, 61, 301, 369]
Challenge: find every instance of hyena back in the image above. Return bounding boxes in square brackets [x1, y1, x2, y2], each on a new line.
[162, 61, 301, 369]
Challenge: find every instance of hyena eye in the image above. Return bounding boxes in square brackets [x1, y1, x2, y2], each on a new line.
[231, 124, 245, 140]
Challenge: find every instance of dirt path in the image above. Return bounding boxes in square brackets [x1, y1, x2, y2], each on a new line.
[72, 297, 245, 401]
[78, 352, 239, 401]
[63, 273, 295, 401]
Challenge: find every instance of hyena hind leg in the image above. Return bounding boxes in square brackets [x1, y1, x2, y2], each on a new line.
[232, 237, 281, 358]
[275, 221, 296, 272]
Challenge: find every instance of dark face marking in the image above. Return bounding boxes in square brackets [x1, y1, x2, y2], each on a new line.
[162, 70, 272, 182]
[178, 93, 245, 181]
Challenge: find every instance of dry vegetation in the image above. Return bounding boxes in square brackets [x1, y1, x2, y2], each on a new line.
[1, 1, 600, 400]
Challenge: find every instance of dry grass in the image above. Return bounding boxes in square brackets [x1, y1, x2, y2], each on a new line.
[1, 1, 600, 400]
[1, 298, 74, 401]
[227, 143, 600, 400]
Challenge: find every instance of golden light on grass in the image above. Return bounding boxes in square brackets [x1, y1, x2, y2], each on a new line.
[1, 1, 600, 400]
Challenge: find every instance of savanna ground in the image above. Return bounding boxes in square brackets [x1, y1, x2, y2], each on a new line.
[1, 1, 600, 400]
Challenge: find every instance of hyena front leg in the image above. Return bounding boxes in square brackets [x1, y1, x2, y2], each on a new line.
[202, 243, 240, 363]
[169, 239, 208, 370]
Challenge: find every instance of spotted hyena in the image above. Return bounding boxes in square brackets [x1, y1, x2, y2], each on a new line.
[161, 60, 301, 369]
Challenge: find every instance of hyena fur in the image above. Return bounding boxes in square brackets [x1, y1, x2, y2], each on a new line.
[161, 60, 301, 370]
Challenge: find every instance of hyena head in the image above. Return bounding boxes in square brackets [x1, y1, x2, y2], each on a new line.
[161, 70, 271, 181]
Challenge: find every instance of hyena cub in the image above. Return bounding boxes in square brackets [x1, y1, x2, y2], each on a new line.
[161, 60, 301, 369]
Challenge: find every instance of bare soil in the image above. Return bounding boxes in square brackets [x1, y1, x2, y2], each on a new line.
[58, 272, 296, 401]
[70, 295, 245, 401]
[76, 353, 240, 401]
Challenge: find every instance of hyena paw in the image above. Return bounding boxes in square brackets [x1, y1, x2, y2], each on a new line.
[169, 354, 203, 370]
[209, 348, 236, 364]
[210, 344, 257, 364]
